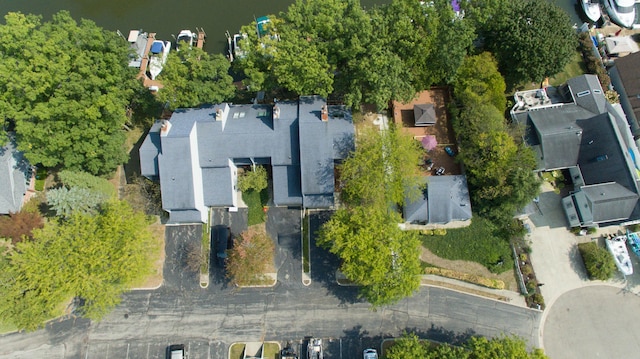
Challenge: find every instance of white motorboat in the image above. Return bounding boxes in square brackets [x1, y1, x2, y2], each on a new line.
[581, 0, 602, 23]
[606, 235, 634, 276]
[176, 29, 195, 51]
[604, 0, 636, 29]
[233, 33, 248, 60]
[307, 338, 323, 359]
[148, 40, 171, 80]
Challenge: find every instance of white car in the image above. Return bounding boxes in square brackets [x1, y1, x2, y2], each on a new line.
[363, 348, 378, 359]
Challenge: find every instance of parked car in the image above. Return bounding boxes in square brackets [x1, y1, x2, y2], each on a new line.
[445, 146, 456, 157]
[363, 348, 378, 359]
[215, 226, 232, 267]
[167, 344, 185, 359]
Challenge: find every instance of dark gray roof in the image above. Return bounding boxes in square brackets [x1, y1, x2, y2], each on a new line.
[403, 175, 472, 224]
[141, 96, 354, 221]
[158, 135, 199, 210]
[428, 175, 472, 224]
[272, 165, 302, 206]
[202, 167, 234, 206]
[414, 104, 436, 126]
[139, 121, 162, 178]
[299, 96, 355, 208]
[168, 210, 206, 223]
[529, 104, 595, 170]
[403, 177, 429, 223]
[566, 75, 607, 115]
[0, 136, 30, 214]
[583, 182, 638, 223]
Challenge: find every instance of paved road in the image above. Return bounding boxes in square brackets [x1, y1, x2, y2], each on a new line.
[0, 286, 540, 359]
[0, 210, 541, 358]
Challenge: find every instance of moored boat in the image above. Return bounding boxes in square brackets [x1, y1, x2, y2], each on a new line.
[581, 0, 602, 23]
[148, 39, 171, 80]
[605, 235, 634, 276]
[176, 29, 196, 50]
[604, 0, 636, 29]
[627, 231, 640, 258]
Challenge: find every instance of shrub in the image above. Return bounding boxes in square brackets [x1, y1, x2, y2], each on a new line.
[578, 242, 616, 280]
[519, 253, 528, 261]
[521, 264, 533, 277]
[587, 227, 597, 234]
[570, 226, 582, 234]
[433, 228, 447, 236]
[532, 293, 545, 307]
[237, 166, 268, 192]
[526, 279, 538, 295]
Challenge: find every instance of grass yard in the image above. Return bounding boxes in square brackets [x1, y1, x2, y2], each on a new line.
[35, 167, 47, 191]
[243, 188, 268, 226]
[0, 321, 17, 334]
[420, 217, 513, 274]
[548, 50, 587, 86]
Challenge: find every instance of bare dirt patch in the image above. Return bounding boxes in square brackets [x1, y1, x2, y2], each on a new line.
[420, 247, 517, 291]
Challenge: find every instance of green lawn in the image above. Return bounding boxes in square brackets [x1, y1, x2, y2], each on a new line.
[420, 217, 513, 274]
[243, 188, 268, 226]
[35, 167, 47, 191]
[0, 321, 17, 334]
[548, 50, 587, 86]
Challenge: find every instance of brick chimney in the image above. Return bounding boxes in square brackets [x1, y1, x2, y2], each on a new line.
[321, 105, 328, 122]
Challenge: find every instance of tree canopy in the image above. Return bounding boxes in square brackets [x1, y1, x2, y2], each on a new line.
[452, 53, 540, 222]
[319, 126, 424, 306]
[157, 46, 235, 110]
[226, 226, 275, 286]
[0, 200, 157, 330]
[0, 11, 137, 175]
[232, 0, 475, 110]
[484, 0, 576, 87]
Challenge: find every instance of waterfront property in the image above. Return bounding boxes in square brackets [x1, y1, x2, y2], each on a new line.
[139, 96, 354, 223]
[511, 74, 640, 228]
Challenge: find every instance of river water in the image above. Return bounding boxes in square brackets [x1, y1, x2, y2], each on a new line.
[0, 0, 585, 55]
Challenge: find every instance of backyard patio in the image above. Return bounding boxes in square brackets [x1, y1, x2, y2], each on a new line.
[392, 87, 460, 176]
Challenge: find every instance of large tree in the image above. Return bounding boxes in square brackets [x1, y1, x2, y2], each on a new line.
[340, 126, 424, 208]
[0, 200, 157, 330]
[452, 54, 540, 222]
[226, 226, 275, 286]
[319, 126, 424, 306]
[484, 0, 576, 87]
[318, 207, 422, 306]
[0, 11, 137, 175]
[157, 47, 235, 110]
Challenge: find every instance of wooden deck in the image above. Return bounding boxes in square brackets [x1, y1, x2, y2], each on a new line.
[392, 87, 461, 176]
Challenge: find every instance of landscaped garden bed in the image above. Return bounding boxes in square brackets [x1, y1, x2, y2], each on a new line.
[512, 237, 545, 310]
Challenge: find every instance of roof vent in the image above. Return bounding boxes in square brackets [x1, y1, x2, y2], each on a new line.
[273, 105, 280, 119]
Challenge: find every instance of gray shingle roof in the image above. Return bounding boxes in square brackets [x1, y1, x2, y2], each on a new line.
[566, 75, 607, 115]
[141, 96, 354, 221]
[0, 136, 30, 214]
[403, 175, 472, 224]
[583, 182, 638, 223]
[139, 121, 162, 178]
[413, 104, 436, 126]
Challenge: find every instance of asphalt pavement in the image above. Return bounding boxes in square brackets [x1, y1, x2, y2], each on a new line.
[0, 208, 543, 359]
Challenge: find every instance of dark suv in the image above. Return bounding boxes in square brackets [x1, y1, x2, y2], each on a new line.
[215, 226, 232, 267]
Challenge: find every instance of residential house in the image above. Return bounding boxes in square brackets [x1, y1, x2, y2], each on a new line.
[0, 135, 33, 214]
[139, 96, 354, 223]
[511, 74, 640, 227]
[609, 51, 640, 137]
[403, 175, 472, 228]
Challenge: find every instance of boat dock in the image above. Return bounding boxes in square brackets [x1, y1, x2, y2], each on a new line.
[138, 32, 164, 90]
[196, 28, 206, 49]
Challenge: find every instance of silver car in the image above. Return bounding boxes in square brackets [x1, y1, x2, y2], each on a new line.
[363, 348, 378, 359]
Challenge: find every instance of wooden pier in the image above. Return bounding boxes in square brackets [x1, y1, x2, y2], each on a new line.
[196, 28, 206, 49]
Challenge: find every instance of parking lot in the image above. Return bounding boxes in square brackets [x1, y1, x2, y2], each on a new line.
[83, 340, 227, 359]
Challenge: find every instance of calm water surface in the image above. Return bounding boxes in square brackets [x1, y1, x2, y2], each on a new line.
[0, 0, 583, 55]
